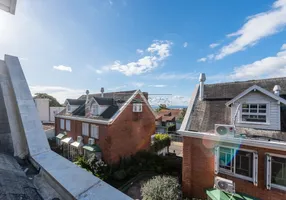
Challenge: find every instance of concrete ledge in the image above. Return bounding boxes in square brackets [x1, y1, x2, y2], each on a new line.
[31, 150, 131, 200]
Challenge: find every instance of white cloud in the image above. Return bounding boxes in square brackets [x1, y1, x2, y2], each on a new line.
[29, 85, 85, 103]
[183, 42, 188, 48]
[230, 43, 286, 80]
[132, 82, 144, 88]
[197, 57, 207, 62]
[155, 72, 198, 80]
[53, 65, 72, 72]
[136, 49, 144, 55]
[209, 43, 220, 48]
[215, 0, 286, 60]
[149, 84, 167, 88]
[148, 94, 189, 106]
[281, 44, 286, 50]
[107, 85, 127, 91]
[107, 40, 172, 76]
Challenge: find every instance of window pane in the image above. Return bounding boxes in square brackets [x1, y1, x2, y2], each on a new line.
[271, 156, 286, 187]
[259, 104, 266, 109]
[242, 104, 249, 109]
[219, 147, 234, 172]
[235, 150, 253, 178]
[242, 115, 266, 123]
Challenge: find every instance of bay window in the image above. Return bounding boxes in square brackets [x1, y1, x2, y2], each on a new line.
[214, 146, 258, 185]
[241, 103, 267, 123]
[266, 154, 286, 191]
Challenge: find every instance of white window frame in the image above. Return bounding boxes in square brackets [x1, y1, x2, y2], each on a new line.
[214, 146, 258, 185]
[82, 123, 89, 136]
[91, 124, 99, 139]
[66, 120, 71, 131]
[66, 104, 71, 113]
[133, 103, 142, 112]
[60, 119, 65, 130]
[240, 102, 269, 125]
[266, 153, 286, 191]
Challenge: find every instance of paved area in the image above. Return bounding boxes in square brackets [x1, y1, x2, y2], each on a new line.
[169, 141, 183, 157]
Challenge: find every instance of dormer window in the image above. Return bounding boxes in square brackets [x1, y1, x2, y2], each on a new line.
[133, 103, 142, 112]
[91, 104, 99, 115]
[241, 103, 267, 123]
[67, 104, 71, 113]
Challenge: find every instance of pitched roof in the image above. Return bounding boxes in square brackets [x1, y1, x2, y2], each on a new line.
[186, 77, 286, 141]
[93, 97, 114, 105]
[204, 77, 286, 100]
[79, 90, 137, 102]
[156, 109, 182, 122]
[100, 105, 119, 119]
[72, 103, 85, 116]
[66, 99, 86, 106]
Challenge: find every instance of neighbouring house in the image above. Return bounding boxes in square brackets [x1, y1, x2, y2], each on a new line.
[155, 109, 182, 134]
[179, 73, 286, 200]
[34, 98, 65, 123]
[55, 89, 156, 163]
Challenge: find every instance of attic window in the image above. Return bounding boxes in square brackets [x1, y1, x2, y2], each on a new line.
[67, 105, 71, 112]
[133, 103, 142, 112]
[241, 103, 267, 123]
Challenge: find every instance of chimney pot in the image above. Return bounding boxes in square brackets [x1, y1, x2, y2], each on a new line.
[85, 90, 89, 104]
[273, 85, 281, 96]
[101, 87, 104, 97]
[199, 73, 206, 100]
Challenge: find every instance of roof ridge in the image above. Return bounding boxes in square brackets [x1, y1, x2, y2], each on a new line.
[205, 76, 286, 86]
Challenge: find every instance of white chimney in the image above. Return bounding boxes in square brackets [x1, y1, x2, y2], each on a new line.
[273, 85, 281, 96]
[85, 90, 89, 104]
[100, 87, 104, 98]
[199, 73, 206, 101]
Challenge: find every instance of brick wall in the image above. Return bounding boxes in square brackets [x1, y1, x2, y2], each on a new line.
[182, 136, 286, 200]
[105, 94, 155, 163]
[54, 93, 155, 164]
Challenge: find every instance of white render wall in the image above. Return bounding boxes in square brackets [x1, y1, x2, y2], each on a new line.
[50, 107, 65, 122]
[35, 98, 50, 122]
[231, 91, 281, 130]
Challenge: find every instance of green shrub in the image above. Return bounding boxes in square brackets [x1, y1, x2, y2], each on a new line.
[141, 176, 181, 200]
[151, 134, 171, 152]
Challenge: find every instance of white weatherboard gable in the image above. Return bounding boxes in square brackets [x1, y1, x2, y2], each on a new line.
[226, 85, 286, 107]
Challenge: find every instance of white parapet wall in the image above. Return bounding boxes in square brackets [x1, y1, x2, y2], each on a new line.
[35, 98, 50, 122]
[50, 106, 65, 122]
[3, 55, 132, 200]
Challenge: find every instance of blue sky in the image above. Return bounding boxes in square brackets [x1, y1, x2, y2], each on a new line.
[1, 0, 286, 105]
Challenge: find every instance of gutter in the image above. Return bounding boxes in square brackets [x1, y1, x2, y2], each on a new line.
[178, 129, 286, 152]
[56, 115, 110, 125]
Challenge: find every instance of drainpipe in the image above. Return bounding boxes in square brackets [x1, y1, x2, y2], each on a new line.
[199, 73, 206, 101]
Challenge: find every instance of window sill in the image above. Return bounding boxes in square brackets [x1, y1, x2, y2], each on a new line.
[239, 121, 270, 125]
[271, 184, 286, 192]
[218, 170, 253, 183]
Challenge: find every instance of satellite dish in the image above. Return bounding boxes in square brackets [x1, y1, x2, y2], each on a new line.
[216, 126, 228, 135]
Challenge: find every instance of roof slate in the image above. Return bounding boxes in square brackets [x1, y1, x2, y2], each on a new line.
[188, 77, 286, 140]
[66, 99, 86, 106]
[204, 77, 286, 100]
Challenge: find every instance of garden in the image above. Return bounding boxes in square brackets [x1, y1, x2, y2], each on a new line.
[73, 134, 183, 199]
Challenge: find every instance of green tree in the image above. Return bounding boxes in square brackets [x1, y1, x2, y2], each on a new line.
[141, 176, 181, 200]
[34, 93, 62, 107]
[178, 108, 187, 122]
[156, 104, 169, 112]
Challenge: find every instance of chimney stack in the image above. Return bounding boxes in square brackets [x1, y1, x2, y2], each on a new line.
[85, 90, 89, 104]
[100, 87, 104, 98]
[199, 73, 206, 101]
[273, 85, 281, 96]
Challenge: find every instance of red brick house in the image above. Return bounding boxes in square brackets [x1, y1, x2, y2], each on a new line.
[179, 74, 286, 200]
[55, 89, 156, 164]
[155, 109, 182, 133]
